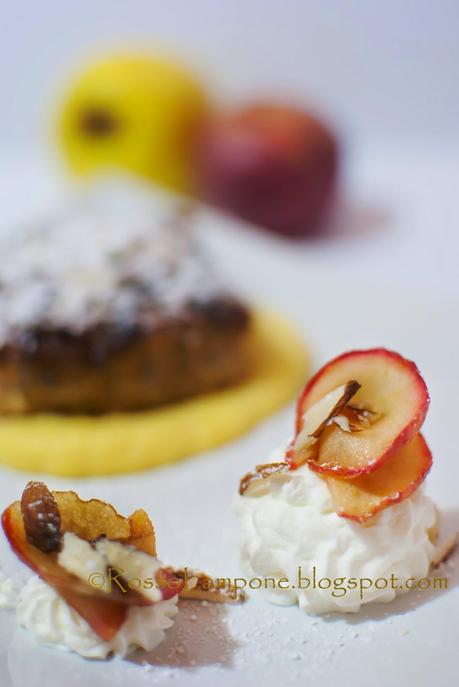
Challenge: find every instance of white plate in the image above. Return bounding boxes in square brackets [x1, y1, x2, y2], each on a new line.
[0, 153, 458, 686]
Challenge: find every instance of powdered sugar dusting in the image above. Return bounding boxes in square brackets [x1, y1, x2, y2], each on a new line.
[0, 183, 226, 346]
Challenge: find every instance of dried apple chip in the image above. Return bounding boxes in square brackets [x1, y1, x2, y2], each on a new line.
[2, 499, 129, 640]
[325, 433, 432, 524]
[53, 491, 131, 542]
[2, 483, 180, 641]
[296, 349, 429, 476]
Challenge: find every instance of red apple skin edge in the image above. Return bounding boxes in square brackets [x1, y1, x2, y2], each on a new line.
[1, 505, 183, 640]
[194, 104, 339, 239]
[1, 505, 130, 640]
[335, 433, 433, 524]
[286, 348, 430, 476]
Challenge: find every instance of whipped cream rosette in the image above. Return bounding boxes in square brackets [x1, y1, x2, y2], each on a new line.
[235, 349, 448, 613]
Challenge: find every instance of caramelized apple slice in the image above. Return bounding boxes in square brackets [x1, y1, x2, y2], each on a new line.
[2, 501, 130, 640]
[2, 484, 181, 641]
[325, 433, 432, 524]
[156, 567, 189, 601]
[296, 349, 429, 476]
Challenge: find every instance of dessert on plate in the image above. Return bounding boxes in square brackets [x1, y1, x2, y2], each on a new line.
[1, 481, 243, 659]
[0, 191, 250, 414]
[236, 349, 453, 613]
[0, 182, 308, 475]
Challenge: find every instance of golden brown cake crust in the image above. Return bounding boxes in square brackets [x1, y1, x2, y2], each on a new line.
[0, 310, 309, 476]
[0, 190, 253, 414]
[0, 296, 250, 414]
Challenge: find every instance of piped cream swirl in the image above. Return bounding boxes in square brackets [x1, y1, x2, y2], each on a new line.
[17, 576, 178, 659]
[235, 446, 436, 614]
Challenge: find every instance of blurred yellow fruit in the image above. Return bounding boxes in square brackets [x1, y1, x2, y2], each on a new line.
[58, 54, 209, 192]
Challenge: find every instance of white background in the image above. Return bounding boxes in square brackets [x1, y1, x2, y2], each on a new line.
[1, 0, 459, 144]
[1, 1, 459, 298]
[0, 3, 458, 685]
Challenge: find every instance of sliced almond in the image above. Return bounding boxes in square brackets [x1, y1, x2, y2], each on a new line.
[240, 382, 364, 491]
[239, 462, 289, 496]
[174, 568, 245, 603]
[345, 405, 379, 430]
[95, 538, 163, 603]
[289, 380, 360, 466]
[308, 380, 361, 439]
[331, 414, 352, 432]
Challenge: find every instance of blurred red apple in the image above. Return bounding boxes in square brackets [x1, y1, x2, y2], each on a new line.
[194, 103, 339, 238]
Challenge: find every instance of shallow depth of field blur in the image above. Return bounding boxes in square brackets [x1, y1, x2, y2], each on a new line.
[0, 7, 459, 684]
[1, 1, 458, 296]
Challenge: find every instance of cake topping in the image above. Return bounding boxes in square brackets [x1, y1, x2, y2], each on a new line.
[172, 568, 245, 603]
[0, 184, 234, 348]
[239, 462, 290, 495]
[2, 482, 181, 641]
[2, 481, 244, 652]
[235, 443, 438, 614]
[240, 348, 432, 524]
[289, 380, 361, 465]
[307, 380, 361, 439]
[289, 349, 429, 476]
[325, 432, 432, 523]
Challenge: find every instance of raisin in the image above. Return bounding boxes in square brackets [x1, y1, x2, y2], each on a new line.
[21, 481, 62, 553]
